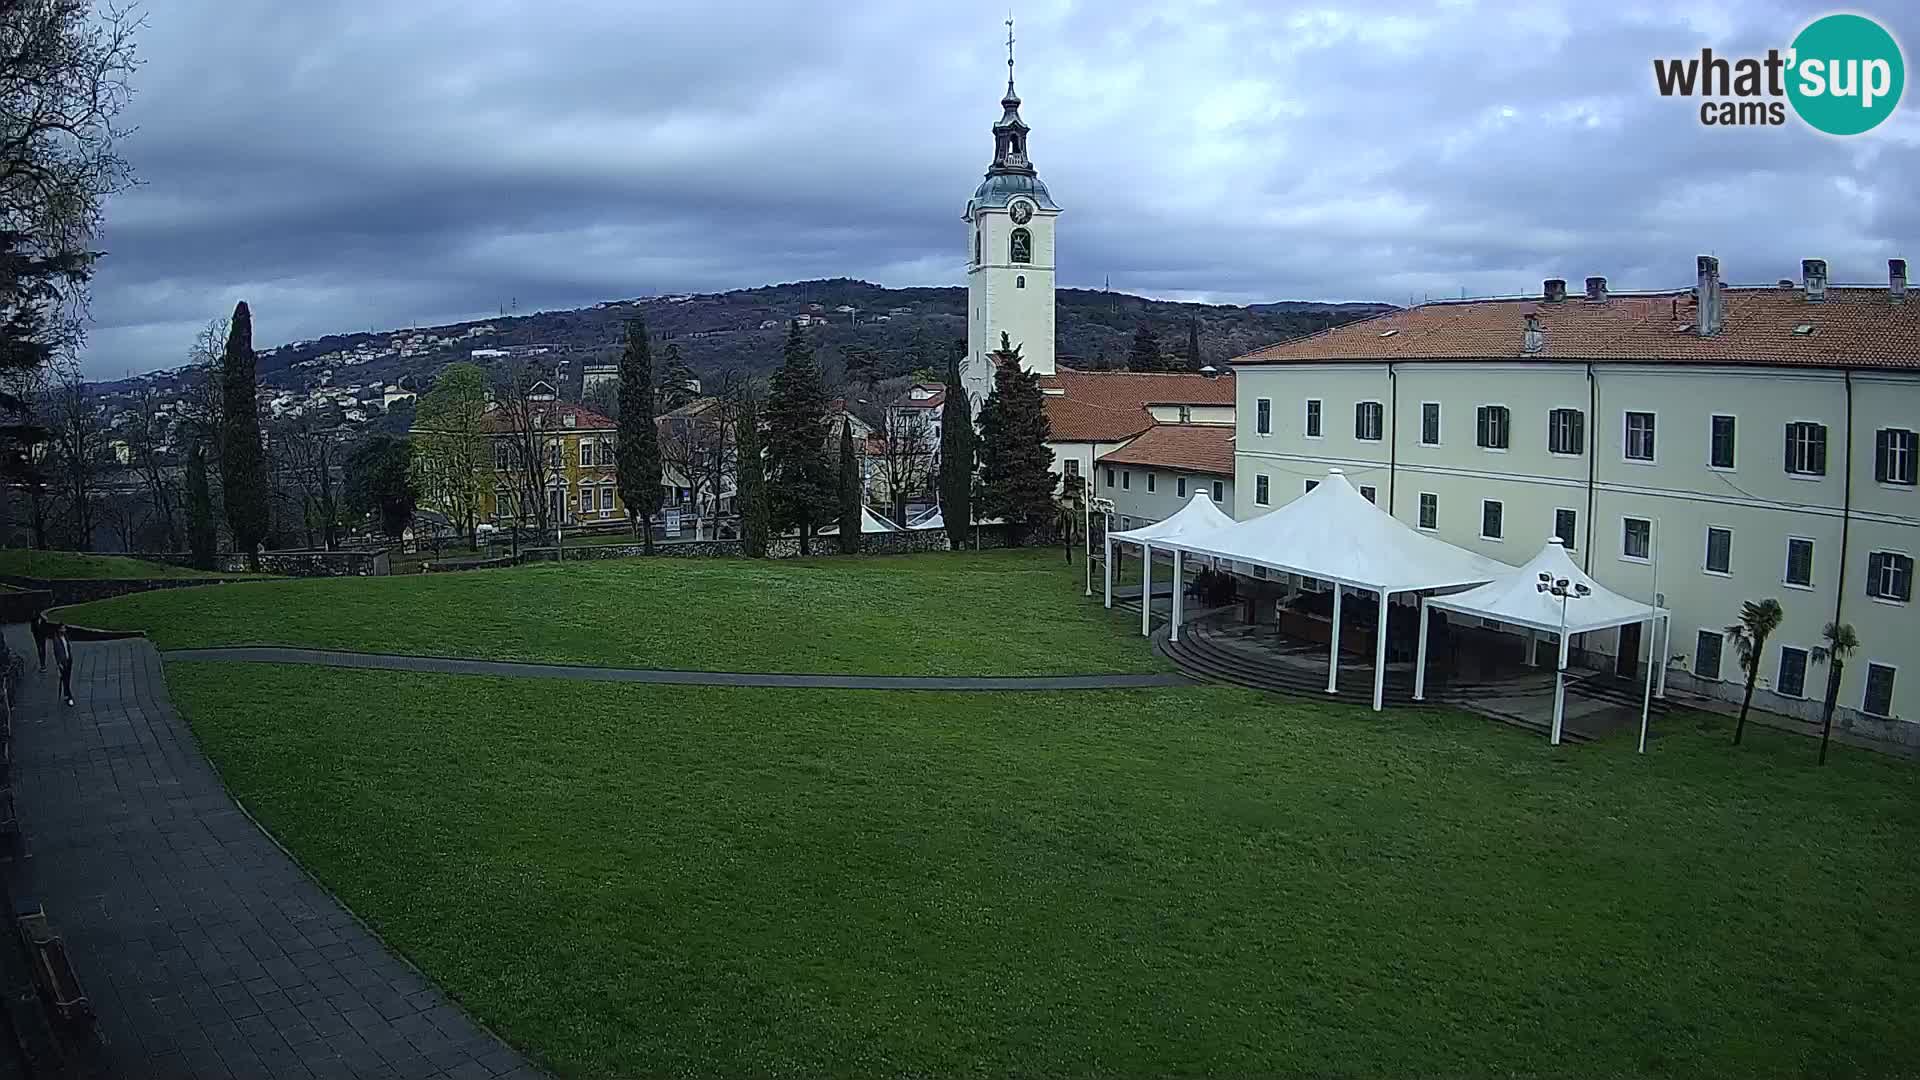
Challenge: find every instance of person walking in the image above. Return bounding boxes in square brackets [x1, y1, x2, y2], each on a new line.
[51, 622, 73, 707]
[29, 611, 50, 672]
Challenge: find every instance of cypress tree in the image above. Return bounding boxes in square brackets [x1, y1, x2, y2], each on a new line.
[765, 322, 834, 555]
[733, 379, 770, 557]
[657, 343, 699, 413]
[938, 350, 974, 553]
[837, 416, 861, 555]
[1185, 317, 1203, 370]
[617, 318, 664, 552]
[218, 302, 270, 568]
[1127, 322, 1164, 372]
[186, 441, 216, 570]
[977, 333, 1055, 546]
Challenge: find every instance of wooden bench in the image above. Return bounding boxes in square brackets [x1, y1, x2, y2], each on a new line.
[14, 905, 90, 1025]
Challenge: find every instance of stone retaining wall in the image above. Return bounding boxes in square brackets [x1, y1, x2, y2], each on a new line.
[138, 549, 390, 577]
[521, 524, 1012, 563]
[0, 574, 265, 609]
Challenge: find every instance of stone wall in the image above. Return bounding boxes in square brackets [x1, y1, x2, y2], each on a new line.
[521, 524, 1012, 563]
[0, 573, 264, 609]
[139, 549, 390, 577]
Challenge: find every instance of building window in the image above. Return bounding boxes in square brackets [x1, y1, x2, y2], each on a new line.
[1554, 508, 1578, 550]
[1211, 480, 1224, 502]
[1010, 227, 1031, 264]
[1623, 516, 1652, 561]
[495, 488, 514, 519]
[1420, 402, 1440, 446]
[1355, 401, 1384, 441]
[1776, 646, 1809, 698]
[1418, 492, 1438, 530]
[1121, 470, 1130, 490]
[1255, 398, 1271, 436]
[1476, 405, 1510, 450]
[579, 441, 594, 468]
[1304, 399, 1322, 438]
[1547, 408, 1584, 455]
[549, 442, 563, 468]
[1705, 526, 1732, 575]
[1867, 551, 1913, 602]
[1863, 663, 1896, 718]
[1176, 476, 1186, 498]
[1015, 275, 1025, 289]
[1785, 421, 1827, 476]
[1481, 499, 1503, 540]
[1359, 484, 1377, 504]
[1877, 428, 1917, 485]
[580, 486, 595, 514]
[494, 442, 511, 470]
[974, 230, 980, 265]
[600, 485, 615, 514]
[1710, 415, 1737, 469]
[1104, 467, 1113, 487]
[1146, 472, 1156, 493]
[1624, 411, 1657, 462]
[1256, 475, 1270, 505]
[1064, 459, 1080, 481]
[1785, 537, 1815, 587]
[1177, 405, 1191, 424]
[1694, 630, 1724, 681]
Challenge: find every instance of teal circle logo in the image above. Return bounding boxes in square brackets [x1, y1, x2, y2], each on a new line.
[1787, 14, 1904, 135]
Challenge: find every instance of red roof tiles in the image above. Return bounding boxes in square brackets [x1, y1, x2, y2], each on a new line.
[1096, 423, 1236, 475]
[1040, 368, 1235, 442]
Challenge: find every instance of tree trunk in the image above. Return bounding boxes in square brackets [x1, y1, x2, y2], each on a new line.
[1819, 660, 1842, 765]
[1735, 670, 1758, 744]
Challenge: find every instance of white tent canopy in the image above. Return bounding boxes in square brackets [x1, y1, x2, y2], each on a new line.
[1156, 469, 1511, 710]
[907, 507, 943, 531]
[1104, 491, 1238, 638]
[1415, 538, 1670, 744]
[818, 505, 904, 535]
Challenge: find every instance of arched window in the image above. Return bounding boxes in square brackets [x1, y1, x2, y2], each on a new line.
[974, 230, 981, 265]
[1016, 275, 1025, 289]
[1010, 227, 1031, 264]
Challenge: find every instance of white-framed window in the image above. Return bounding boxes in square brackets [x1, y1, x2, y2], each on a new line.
[1359, 484, 1377, 504]
[579, 441, 594, 468]
[580, 485, 595, 513]
[1863, 663, 1897, 718]
[1548, 408, 1584, 456]
[549, 442, 564, 468]
[1177, 405, 1191, 424]
[1785, 536, 1815, 588]
[1255, 474, 1270, 505]
[1705, 526, 1733, 575]
[1016, 275, 1025, 289]
[1481, 499, 1503, 540]
[1121, 470, 1131, 490]
[1104, 467, 1114, 487]
[1418, 492, 1438, 531]
[1776, 645, 1809, 698]
[1476, 405, 1510, 450]
[1867, 551, 1913, 602]
[1255, 398, 1272, 436]
[1355, 401, 1384, 442]
[1694, 629, 1724, 681]
[1304, 399, 1323, 438]
[1877, 427, 1917, 485]
[600, 485, 615, 515]
[495, 487, 514, 519]
[1146, 472, 1156, 493]
[1554, 508, 1578, 550]
[494, 442, 511, 470]
[1622, 516, 1652, 561]
[1785, 421, 1827, 476]
[1624, 411, 1657, 462]
[1709, 415, 1737, 470]
[1176, 477, 1186, 498]
[1420, 402, 1441, 446]
[1211, 480, 1224, 502]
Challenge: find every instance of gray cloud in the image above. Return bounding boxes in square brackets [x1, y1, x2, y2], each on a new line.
[81, 0, 1920, 377]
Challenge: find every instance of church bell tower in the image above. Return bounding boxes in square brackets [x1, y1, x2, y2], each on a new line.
[962, 18, 1059, 411]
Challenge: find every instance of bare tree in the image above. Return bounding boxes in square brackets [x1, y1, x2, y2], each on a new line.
[125, 380, 178, 548]
[271, 413, 345, 549]
[47, 367, 97, 547]
[657, 398, 732, 540]
[494, 363, 558, 544]
[872, 406, 935, 525]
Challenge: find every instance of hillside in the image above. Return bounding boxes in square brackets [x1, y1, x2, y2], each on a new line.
[97, 280, 1391, 400]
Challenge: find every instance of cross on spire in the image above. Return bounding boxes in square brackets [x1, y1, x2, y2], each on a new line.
[1006, 14, 1016, 91]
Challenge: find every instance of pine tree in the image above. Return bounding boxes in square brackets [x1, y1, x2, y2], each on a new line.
[732, 379, 770, 557]
[186, 441, 217, 570]
[977, 333, 1055, 546]
[765, 322, 835, 555]
[837, 417, 861, 555]
[616, 318, 664, 552]
[1127, 322, 1163, 372]
[1185, 317, 1203, 370]
[657, 343, 699, 413]
[218, 302, 271, 569]
[938, 350, 974, 553]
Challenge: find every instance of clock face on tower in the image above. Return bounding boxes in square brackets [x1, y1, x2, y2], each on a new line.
[1009, 200, 1033, 225]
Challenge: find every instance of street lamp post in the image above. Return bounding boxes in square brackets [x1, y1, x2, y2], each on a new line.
[1536, 572, 1591, 746]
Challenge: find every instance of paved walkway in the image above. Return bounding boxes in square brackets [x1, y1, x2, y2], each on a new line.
[1, 627, 542, 1080]
[161, 647, 1193, 691]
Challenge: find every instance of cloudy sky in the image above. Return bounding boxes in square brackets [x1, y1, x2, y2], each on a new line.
[82, 0, 1920, 378]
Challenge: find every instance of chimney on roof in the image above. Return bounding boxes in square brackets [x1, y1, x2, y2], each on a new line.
[1803, 258, 1828, 302]
[1543, 278, 1567, 303]
[1695, 255, 1722, 336]
[1891, 258, 1908, 303]
[1585, 276, 1607, 302]
[1522, 312, 1544, 354]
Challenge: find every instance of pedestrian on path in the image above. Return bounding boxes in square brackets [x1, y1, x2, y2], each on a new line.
[51, 622, 73, 707]
[30, 612, 49, 672]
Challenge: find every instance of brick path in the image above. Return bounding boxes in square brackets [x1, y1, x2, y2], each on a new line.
[1, 627, 543, 1080]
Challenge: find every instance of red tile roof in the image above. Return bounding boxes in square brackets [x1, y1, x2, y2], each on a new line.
[1044, 397, 1155, 443]
[1040, 368, 1235, 443]
[479, 402, 616, 434]
[1096, 423, 1236, 475]
[1235, 286, 1920, 370]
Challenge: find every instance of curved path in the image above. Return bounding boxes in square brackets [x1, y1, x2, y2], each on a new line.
[1, 628, 544, 1079]
[161, 646, 1194, 690]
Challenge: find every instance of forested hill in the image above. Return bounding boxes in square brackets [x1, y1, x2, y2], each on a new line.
[99, 279, 1392, 397]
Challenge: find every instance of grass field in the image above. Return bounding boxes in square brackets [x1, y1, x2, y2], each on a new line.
[0, 549, 242, 580]
[166, 662, 1920, 1079]
[64, 550, 1160, 676]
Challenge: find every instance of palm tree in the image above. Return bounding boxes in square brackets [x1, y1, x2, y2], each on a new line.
[1810, 620, 1860, 766]
[1726, 598, 1785, 745]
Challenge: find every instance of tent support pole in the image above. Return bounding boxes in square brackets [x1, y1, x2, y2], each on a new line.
[1102, 533, 1113, 609]
[1524, 629, 1536, 667]
[1140, 543, 1152, 637]
[1413, 599, 1431, 701]
[1638, 615, 1656, 754]
[1654, 613, 1669, 699]
[1170, 549, 1184, 643]
[1551, 627, 1570, 746]
[1371, 588, 1390, 712]
[1326, 587, 1342, 694]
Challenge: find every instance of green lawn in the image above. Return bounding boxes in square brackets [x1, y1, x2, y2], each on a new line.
[64, 550, 1161, 676]
[166, 662, 1920, 1078]
[0, 548, 241, 580]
